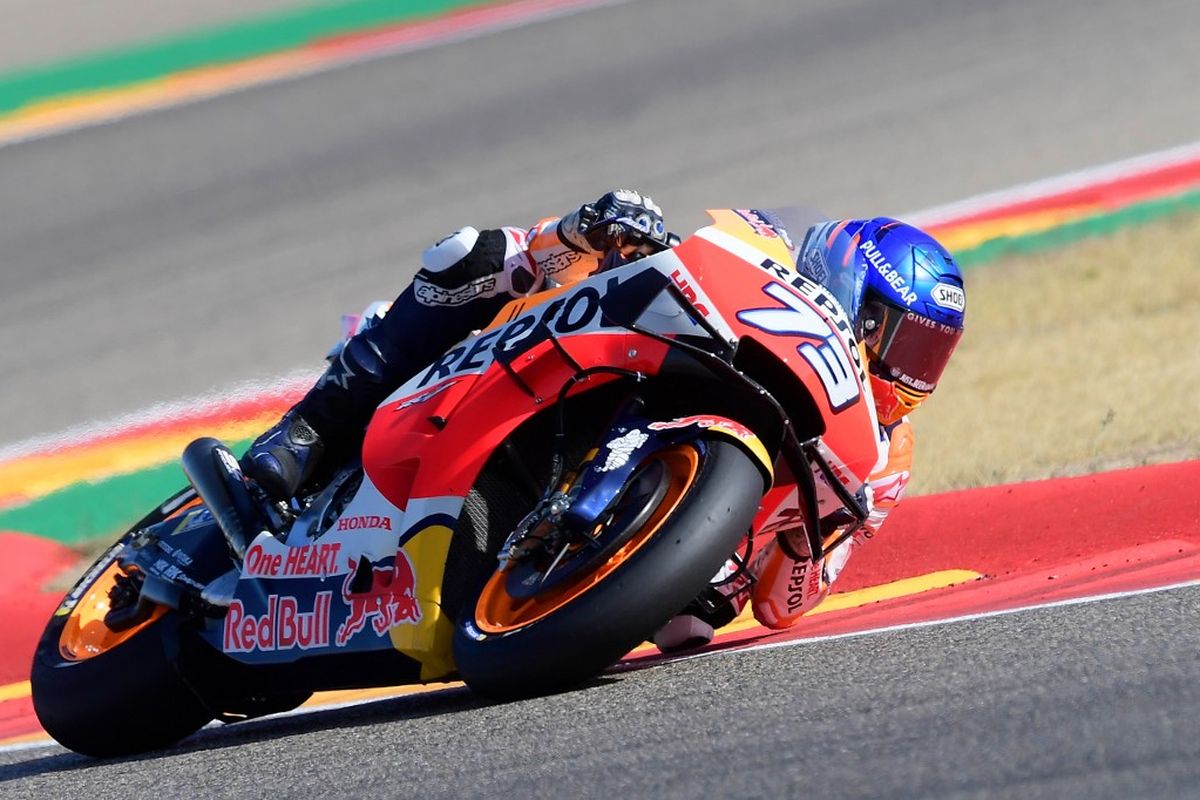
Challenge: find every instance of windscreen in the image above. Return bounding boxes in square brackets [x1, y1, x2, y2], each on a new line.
[758, 207, 864, 323]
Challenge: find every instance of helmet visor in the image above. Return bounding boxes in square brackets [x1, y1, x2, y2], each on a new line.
[863, 303, 963, 392]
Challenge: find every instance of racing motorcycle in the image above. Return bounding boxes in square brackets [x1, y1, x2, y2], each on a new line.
[31, 208, 884, 757]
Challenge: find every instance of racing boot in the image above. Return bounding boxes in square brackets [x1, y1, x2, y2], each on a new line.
[241, 281, 495, 499]
[652, 549, 755, 653]
[241, 411, 325, 501]
[241, 330, 391, 501]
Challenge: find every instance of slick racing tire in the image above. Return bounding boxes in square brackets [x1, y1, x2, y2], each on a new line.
[31, 544, 213, 758]
[452, 438, 764, 698]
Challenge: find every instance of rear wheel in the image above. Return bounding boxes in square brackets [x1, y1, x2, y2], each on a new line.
[452, 438, 764, 697]
[31, 544, 213, 758]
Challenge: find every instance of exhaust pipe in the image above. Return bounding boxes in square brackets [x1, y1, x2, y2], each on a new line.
[180, 437, 267, 561]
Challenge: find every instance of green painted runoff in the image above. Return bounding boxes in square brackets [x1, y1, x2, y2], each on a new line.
[0, 0, 489, 114]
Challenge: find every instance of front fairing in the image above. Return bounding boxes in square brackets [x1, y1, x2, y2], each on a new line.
[742, 207, 866, 322]
[673, 209, 885, 488]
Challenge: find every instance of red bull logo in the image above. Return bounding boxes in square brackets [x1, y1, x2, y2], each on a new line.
[648, 415, 755, 440]
[335, 553, 422, 646]
[223, 592, 332, 653]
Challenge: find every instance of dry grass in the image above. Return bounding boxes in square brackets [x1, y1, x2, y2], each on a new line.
[908, 211, 1200, 494]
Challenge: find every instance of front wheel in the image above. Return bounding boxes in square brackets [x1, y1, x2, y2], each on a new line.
[30, 545, 213, 758]
[452, 438, 764, 698]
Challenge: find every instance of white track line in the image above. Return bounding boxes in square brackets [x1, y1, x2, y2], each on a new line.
[0, 367, 318, 462]
[643, 577, 1200, 668]
[0, 739, 57, 755]
[904, 138, 1200, 227]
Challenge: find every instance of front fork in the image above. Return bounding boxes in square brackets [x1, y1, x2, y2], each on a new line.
[495, 404, 775, 580]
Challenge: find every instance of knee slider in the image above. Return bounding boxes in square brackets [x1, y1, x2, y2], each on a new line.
[316, 334, 387, 393]
[340, 335, 387, 383]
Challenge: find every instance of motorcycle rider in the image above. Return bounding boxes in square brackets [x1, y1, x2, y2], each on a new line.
[241, 192, 966, 650]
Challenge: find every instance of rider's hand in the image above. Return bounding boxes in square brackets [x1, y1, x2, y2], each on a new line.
[562, 189, 667, 256]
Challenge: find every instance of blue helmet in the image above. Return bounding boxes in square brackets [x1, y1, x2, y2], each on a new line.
[797, 217, 966, 424]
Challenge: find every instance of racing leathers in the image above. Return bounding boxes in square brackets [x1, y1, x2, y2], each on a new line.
[291, 217, 598, 463]
[747, 418, 912, 625]
[242, 190, 664, 499]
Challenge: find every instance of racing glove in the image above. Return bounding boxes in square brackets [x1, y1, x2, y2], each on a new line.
[559, 189, 667, 256]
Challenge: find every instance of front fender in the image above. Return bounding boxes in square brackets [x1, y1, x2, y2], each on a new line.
[563, 413, 772, 532]
[654, 414, 774, 487]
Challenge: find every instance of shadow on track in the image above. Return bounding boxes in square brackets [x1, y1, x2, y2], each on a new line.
[0, 675, 624, 782]
[0, 685, 481, 781]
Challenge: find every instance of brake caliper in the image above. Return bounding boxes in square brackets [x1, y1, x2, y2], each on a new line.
[496, 491, 575, 572]
[103, 568, 154, 632]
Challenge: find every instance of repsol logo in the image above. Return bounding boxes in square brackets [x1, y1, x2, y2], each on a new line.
[755, 259, 869, 393]
[786, 560, 810, 612]
[417, 273, 632, 387]
[785, 557, 823, 613]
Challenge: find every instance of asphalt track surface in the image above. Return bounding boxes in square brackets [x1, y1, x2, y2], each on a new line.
[4, 0, 1200, 444]
[2, 0, 1200, 796]
[3, 585, 1199, 799]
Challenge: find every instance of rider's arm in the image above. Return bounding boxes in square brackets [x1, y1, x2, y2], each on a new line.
[863, 419, 915, 537]
[413, 225, 546, 307]
[748, 419, 915, 629]
[414, 191, 665, 306]
[412, 216, 602, 306]
[523, 215, 605, 287]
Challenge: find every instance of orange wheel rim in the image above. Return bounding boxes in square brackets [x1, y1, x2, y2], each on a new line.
[58, 562, 166, 662]
[473, 445, 701, 635]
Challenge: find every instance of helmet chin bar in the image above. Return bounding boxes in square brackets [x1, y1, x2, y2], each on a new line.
[868, 371, 928, 426]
